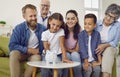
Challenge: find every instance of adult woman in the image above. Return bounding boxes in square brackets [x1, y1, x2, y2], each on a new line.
[95, 4, 120, 77]
[64, 10, 82, 77]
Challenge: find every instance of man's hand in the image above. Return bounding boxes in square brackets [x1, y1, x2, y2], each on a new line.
[27, 48, 39, 55]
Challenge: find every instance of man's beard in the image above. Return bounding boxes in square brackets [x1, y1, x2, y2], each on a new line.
[27, 20, 37, 28]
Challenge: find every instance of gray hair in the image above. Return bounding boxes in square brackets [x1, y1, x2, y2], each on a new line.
[105, 3, 120, 20]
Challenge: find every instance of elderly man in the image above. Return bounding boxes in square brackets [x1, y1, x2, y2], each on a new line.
[9, 4, 46, 77]
[37, 0, 51, 27]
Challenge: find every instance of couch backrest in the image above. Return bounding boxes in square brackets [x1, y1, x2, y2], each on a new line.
[0, 36, 10, 56]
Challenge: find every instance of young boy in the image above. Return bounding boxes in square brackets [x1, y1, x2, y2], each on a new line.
[78, 13, 101, 77]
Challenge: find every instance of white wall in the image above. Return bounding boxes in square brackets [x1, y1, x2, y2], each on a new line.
[101, 0, 120, 20]
[0, 0, 40, 27]
[0, 0, 120, 28]
[51, 0, 85, 27]
[0, 0, 84, 28]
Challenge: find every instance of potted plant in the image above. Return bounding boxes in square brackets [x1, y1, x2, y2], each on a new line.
[0, 21, 6, 26]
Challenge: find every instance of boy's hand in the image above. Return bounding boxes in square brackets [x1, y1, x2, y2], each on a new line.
[83, 62, 91, 71]
[92, 61, 101, 67]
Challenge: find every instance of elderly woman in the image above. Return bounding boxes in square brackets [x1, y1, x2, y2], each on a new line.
[95, 4, 120, 77]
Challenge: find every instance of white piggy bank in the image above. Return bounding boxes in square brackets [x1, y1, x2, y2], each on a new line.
[45, 50, 57, 64]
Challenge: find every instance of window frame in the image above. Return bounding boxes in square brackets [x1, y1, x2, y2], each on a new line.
[84, 0, 101, 19]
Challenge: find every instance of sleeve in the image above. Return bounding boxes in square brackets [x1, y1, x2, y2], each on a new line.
[41, 31, 48, 41]
[95, 31, 102, 55]
[97, 31, 101, 45]
[58, 29, 65, 37]
[78, 32, 88, 60]
[9, 26, 27, 53]
[109, 23, 120, 47]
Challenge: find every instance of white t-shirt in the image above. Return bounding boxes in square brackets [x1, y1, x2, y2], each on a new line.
[28, 29, 39, 48]
[88, 36, 94, 62]
[100, 24, 111, 43]
[41, 28, 65, 54]
[37, 11, 51, 27]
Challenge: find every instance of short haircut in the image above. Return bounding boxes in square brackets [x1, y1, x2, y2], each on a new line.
[84, 13, 97, 24]
[105, 3, 120, 20]
[22, 4, 37, 15]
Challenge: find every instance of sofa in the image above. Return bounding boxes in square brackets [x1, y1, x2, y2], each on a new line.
[0, 36, 118, 77]
[0, 36, 40, 77]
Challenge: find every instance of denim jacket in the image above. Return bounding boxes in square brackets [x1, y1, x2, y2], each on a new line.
[96, 20, 120, 47]
[78, 30, 101, 63]
[9, 21, 46, 54]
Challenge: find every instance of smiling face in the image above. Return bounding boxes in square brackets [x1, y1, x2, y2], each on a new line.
[84, 18, 96, 35]
[23, 8, 37, 29]
[66, 12, 78, 29]
[103, 13, 117, 26]
[40, 0, 50, 16]
[49, 19, 62, 33]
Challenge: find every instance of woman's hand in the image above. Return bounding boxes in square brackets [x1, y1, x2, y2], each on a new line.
[62, 57, 73, 63]
[95, 43, 110, 54]
[83, 62, 91, 71]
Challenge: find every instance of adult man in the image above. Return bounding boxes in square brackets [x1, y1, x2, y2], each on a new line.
[9, 4, 46, 77]
[37, 0, 51, 27]
[95, 4, 120, 77]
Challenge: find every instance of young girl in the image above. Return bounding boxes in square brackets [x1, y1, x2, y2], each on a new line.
[41, 13, 71, 77]
[64, 10, 82, 77]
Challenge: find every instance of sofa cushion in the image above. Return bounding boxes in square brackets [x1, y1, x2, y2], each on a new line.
[0, 48, 6, 57]
[0, 36, 9, 56]
[0, 57, 10, 77]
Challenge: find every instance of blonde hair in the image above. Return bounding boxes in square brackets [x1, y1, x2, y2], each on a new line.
[22, 4, 37, 15]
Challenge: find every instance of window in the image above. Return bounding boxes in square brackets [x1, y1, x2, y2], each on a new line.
[118, 18, 120, 22]
[84, 0, 100, 19]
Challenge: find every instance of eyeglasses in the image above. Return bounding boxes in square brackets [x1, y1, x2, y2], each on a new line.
[41, 4, 50, 7]
[105, 13, 117, 21]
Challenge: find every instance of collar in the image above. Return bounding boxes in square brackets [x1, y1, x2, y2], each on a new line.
[83, 30, 96, 37]
[24, 21, 39, 31]
[38, 11, 51, 18]
[99, 19, 115, 27]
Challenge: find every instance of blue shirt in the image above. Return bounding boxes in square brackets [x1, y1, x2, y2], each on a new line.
[9, 21, 46, 54]
[78, 30, 101, 63]
[96, 20, 120, 47]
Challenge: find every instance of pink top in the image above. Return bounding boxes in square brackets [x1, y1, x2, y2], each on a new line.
[65, 32, 77, 49]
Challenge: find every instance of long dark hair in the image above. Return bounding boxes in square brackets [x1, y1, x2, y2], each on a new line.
[47, 13, 65, 29]
[64, 10, 81, 40]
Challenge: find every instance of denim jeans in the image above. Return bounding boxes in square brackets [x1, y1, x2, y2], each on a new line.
[83, 65, 101, 77]
[63, 52, 83, 77]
